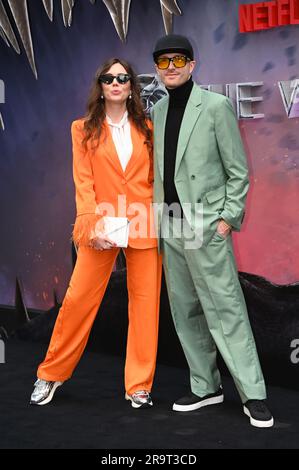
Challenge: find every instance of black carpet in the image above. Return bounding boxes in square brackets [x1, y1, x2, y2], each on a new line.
[0, 338, 298, 449]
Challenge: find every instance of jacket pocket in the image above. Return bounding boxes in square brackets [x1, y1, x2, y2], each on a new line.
[205, 184, 226, 203]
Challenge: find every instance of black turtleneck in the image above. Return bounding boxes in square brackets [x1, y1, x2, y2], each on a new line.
[164, 78, 194, 215]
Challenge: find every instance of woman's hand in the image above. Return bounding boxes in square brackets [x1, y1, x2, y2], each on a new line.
[89, 232, 117, 251]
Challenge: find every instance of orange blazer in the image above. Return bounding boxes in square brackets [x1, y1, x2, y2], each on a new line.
[71, 118, 158, 249]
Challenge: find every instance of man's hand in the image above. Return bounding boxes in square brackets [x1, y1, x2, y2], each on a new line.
[216, 219, 232, 239]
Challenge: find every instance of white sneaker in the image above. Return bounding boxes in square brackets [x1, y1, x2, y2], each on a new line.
[30, 379, 63, 406]
[125, 390, 153, 409]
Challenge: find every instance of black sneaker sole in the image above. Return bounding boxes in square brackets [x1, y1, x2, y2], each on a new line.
[243, 405, 274, 428]
[173, 393, 224, 412]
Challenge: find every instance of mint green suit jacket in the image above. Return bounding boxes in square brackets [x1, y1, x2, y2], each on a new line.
[151, 83, 249, 252]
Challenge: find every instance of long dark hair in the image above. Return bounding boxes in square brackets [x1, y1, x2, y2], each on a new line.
[82, 58, 152, 151]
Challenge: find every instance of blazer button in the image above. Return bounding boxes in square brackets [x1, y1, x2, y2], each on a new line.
[197, 198, 202, 203]
[191, 175, 196, 180]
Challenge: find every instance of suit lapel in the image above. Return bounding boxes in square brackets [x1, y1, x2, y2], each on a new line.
[102, 122, 124, 176]
[124, 120, 143, 176]
[175, 84, 202, 177]
[155, 98, 169, 181]
[102, 120, 144, 176]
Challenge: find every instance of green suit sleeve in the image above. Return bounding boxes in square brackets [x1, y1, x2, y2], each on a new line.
[215, 97, 249, 231]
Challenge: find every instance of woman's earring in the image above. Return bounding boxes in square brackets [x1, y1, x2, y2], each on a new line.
[100, 95, 104, 100]
[129, 93, 132, 100]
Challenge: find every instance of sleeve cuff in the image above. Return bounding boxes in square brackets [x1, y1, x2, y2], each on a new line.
[71, 213, 103, 247]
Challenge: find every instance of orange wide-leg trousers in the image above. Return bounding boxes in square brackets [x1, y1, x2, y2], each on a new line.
[37, 245, 162, 394]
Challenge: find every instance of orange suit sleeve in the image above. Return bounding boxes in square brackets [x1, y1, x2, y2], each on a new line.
[70, 120, 102, 247]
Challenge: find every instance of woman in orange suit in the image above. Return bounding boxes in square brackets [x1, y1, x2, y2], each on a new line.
[30, 58, 162, 408]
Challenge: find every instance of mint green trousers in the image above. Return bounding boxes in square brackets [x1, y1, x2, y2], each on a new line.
[161, 215, 266, 403]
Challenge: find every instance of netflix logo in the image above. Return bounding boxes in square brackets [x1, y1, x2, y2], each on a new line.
[239, 0, 299, 32]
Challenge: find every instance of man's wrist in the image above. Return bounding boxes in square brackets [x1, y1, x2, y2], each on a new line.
[220, 219, 232, 229]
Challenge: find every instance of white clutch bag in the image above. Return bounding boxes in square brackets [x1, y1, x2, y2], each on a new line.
[101, 216, 130, 248]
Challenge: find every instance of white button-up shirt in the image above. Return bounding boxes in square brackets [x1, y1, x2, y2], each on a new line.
[106, 111, 133, 172]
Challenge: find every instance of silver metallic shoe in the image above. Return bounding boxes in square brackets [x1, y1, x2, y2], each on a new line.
[30, 379, 63, 406]
[125, 390, 153, 409]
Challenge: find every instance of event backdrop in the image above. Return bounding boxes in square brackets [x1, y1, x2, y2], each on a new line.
[0, 0, 299, 309]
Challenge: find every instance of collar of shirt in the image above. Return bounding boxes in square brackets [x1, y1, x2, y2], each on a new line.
[106, 111, 129, 128]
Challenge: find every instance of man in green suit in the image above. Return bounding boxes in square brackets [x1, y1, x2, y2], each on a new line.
[151, 34, 273, 428]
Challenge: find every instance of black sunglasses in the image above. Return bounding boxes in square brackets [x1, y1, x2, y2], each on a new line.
[98, 73, 131, 85]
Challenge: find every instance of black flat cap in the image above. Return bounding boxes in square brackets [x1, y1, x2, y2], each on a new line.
[153, 34, 194, 62]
